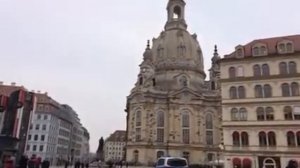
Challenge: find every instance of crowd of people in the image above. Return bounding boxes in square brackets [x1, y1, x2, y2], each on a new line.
[1, 154, 50, 168]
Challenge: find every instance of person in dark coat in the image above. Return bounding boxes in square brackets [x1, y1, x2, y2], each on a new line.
[65, 160, 69, 168]
[81, 162, 85, 168]
[85, 162, 89, 168]
[75, 160, 81, 168]
[41, 159, 50, 168]
[19, 155, 28, 168]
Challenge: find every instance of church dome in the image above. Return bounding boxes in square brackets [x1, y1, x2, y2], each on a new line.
[152, 29, 204, 75]
[150, 0, 205, 77]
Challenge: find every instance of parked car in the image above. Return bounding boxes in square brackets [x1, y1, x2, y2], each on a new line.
[155, 157, 189, 168]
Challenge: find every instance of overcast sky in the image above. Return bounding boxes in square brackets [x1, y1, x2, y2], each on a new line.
[0, 0, 299, 152]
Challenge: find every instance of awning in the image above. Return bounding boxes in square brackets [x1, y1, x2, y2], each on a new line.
[243, 158, 252, 168]
[232, 158, 241, 166]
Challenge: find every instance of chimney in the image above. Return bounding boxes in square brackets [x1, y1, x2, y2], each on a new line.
[11, 82, 16, 86]
[31, 90, 35, 93]
[45, 92, 48, 95]
[37, 90, 41, 93]
[0, 81, 3, 85]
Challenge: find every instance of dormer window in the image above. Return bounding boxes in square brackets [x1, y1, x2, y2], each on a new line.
[235, 46, 244, 58]
[277, 40, 294, 54]
[252, 43, 268, 56]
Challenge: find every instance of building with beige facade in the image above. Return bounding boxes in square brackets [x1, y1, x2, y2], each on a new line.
[220, 35, 300, 168]
[125, 0, 222, 165]
[104, 130, 126, 162]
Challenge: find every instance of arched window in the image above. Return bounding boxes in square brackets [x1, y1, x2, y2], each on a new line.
[260, 46, 267, 55]
[237, 66, 244, 77]
[259, 132, 267, 146]
[264, 84, 272, 98]
[243, 159, 252, 168]
[287, 43, 293, 52]
[291, 82, 299, 96]
[282, 83, 291, 97]
[262, 64, 270, 76]
[232, 158, 242, 168]
[287, 131, 296, 146]
[289, 61, 297, 74]
[232, 131, 240, 146]
[231, 108, 239, 121]
[241, 132, 249, 146]
[257, 107, 265, 121]
[229, 67, 236, 78]
[284, 106, 293, 120]
[279, 62, 288, 75]
[177, 43, 186, 57]
[263, 158, 276, 168]
[238, 86, 246, 98]
[266, 107, 274, 121]
[157, 111, 165, 142]
[253, 47, 259, 56]
[253, 64, 261, 77]
[136, 111, 142, 126]
[133, 150, 139, 163]
[230, 87, 237, 99]
[206, 113, 214, 145]
[297, 131, 300, 146]
[182, 112, 190, 128]
[206, 114, 213, 129]
[255, 85, 263, 98]
[240, 108, 247, 121]
[182, 112, 190, 144]
[157, 111, 164, 127]
[173, 6, 181, 19]
[268, 132, 276, 146]
[157, 151, 164, 159]
[157, 46, 164, 58]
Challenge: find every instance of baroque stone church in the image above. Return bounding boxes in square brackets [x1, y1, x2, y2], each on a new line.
[125, 0, 222, 165]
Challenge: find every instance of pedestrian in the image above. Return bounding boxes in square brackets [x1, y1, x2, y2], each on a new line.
[85, 162, 89, 168]
[81, 162, 85, 168]
[3, 155, 14, 168]
[65, 160, 69, 168]
[19, 155, 28, 168]
[125, 162, 128, 168]
[27, 154, 37, 168]
[41, 159, 50, 168]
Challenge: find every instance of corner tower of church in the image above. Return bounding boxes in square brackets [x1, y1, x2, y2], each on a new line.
[125, 0, 221, 165]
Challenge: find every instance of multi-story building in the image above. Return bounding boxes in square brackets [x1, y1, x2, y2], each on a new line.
[125, 0, 222, 165]
[81, 127, 90, 163]
[104, 130, 126, 162]
[220, 35, 300, 168]
[0, 82, 36, 161]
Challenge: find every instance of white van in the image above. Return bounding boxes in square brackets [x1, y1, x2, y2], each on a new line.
[155, 157, 189, 168]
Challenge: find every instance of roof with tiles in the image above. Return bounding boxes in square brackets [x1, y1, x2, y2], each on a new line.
[224, 34, 300, 59]
[0, 82, 26, 96]
[105, 130, 126, 142]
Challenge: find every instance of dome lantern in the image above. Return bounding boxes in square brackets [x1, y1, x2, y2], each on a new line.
[165, 0, 187, 30]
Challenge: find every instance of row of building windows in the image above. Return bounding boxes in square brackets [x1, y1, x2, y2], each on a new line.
[231, 106, 300, 121]
[28, 134, 46, 141]
[26, 144, 44, 152]
[232, 131, 300, 147]
[30, 124, 48, 131]
[229, 82, 300, 99]
[228, 61, 297, 78]
[235, 41, 294, 58]
[134, 111, 215, 145]
[36, 114, 48, 120]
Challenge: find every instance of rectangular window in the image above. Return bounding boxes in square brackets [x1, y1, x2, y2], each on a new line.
[28, 134, 32, 140]
[135, 128, 141, 142]
[41, 135, 45, 141]
[39, 145, 44, 152]
[42, 124, 47, 131]
[294, 106, 300, 120]
[34, 135, 38, 141]
[182, 129, 190, 144]
[33, 145, 37, 151]
[35, 124, 40, 130]
[157, 128, 164, 142]
[44, 115, 48, 120]
[206, 131, 213, 145]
